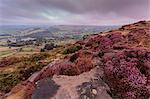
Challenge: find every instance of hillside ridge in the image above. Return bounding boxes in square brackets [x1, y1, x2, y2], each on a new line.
[3, 20, 150, 99]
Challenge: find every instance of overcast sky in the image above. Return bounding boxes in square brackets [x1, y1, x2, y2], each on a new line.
[0, 0, 149, 25]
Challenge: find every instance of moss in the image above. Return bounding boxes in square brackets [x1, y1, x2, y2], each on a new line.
[63, 45, 82, 54]
[0, 72, 21, 93]
[98, 51, 104, 58]
[19, 62, 45, 80]
[40, 48, 45, 52]
[30, 53, 49, 62]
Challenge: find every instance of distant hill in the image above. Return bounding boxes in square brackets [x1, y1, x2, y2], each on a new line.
[0, 25, 119, 40]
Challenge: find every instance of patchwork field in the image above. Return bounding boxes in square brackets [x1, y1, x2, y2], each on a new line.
[0, 46, 42, 59]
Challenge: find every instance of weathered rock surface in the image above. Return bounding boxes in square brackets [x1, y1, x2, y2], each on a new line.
[31, 67, 112, 99]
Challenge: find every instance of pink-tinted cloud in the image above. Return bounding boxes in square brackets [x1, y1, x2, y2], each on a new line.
[0, 0, 149, 25]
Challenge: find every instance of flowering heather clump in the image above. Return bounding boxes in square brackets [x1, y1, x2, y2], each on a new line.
[127, 29, 147, 42]
[125, 29, 150, 47]
[106, 32, 123, 43]
[82, 32, 126, 53]
[104, 48, 150, 98]
[48, 50, 100, 76]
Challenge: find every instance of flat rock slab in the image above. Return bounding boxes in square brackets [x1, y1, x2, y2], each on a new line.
[31, 67, 112, 99]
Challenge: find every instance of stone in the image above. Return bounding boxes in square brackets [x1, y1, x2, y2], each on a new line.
[92, 89, 97, 95]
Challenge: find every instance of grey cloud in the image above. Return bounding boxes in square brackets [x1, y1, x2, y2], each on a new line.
[0, 0, 149, 25]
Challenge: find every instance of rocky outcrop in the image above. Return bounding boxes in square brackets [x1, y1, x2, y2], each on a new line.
[31, 67, 112, 99]
[3, 20, 150, 99]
